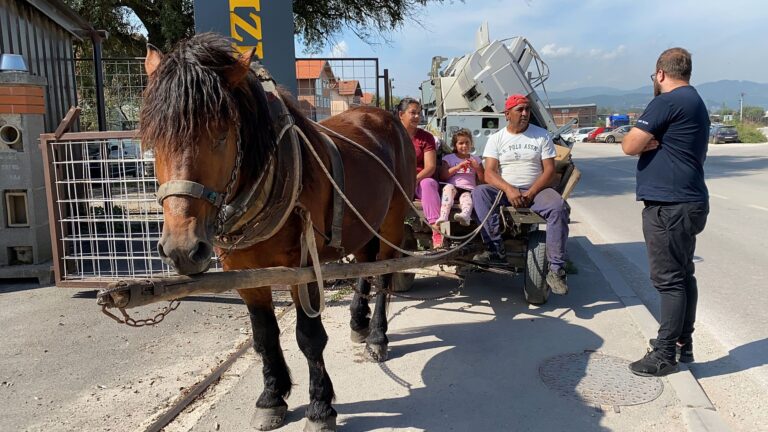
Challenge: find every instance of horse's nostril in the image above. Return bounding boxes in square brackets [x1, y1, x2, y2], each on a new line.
[157, 241, 168, 259]
[189, 240, 212, 262]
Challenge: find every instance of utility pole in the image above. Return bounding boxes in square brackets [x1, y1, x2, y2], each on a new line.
[740, 92, 745, 123]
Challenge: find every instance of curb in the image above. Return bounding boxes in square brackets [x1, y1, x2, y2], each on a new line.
[575, 237, 732, 432]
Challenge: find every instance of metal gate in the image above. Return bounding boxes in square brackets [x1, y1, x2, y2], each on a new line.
[41, 129, 174, 288]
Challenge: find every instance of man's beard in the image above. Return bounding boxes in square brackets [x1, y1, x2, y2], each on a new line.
[653, 79, 661, 97]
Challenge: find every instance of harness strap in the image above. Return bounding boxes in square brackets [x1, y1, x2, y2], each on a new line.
[317, 131, 345, 250]
[156, 180, 224, 207]
[296, 205, 326, 318]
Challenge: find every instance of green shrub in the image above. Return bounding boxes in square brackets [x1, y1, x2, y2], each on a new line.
[735, 123, 767, 143]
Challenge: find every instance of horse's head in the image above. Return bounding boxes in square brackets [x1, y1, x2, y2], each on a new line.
[140, 33, 276, 275]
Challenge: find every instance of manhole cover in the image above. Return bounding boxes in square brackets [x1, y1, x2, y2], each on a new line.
[539, 352, 663, 407]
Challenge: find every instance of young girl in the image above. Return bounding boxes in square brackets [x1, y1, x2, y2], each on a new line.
[436, 129, 485, 226]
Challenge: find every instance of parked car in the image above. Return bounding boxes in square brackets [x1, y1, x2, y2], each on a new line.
[709, 124, 739, 144]
[596, 125, 633, 143]
[585, 126, 613, 142]
[563, 126, 597, 142]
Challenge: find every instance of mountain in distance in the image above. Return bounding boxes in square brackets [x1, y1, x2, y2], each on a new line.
[545, 80, 768, 112]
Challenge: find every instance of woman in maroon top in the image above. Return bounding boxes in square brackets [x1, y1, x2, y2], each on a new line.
[397, 98, 443, 247]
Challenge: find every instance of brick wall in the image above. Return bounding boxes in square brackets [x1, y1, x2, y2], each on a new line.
[0, 85, 46, 115]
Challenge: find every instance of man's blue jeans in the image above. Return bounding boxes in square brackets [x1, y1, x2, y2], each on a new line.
[471, 185, 570, 272]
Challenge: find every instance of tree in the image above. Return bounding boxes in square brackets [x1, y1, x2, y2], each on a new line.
[64, 1, 450, 56]
[294, 1, 449, 53]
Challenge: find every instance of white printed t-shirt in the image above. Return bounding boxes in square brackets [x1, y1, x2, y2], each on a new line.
[482, 124, 556, 189]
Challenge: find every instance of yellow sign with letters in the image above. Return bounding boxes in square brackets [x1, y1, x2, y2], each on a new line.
[229, 0, 264, 59]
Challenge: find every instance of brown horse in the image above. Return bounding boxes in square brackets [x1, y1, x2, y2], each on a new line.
[139, 33, 415, 431]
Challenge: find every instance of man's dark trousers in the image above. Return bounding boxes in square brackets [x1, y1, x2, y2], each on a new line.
[472, 184, 570, 272]
[642, 201, 709, 359]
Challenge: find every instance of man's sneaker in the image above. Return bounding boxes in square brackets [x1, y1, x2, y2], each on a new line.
[546, 268, 568, 295]
[649, 338, 694, 363]
[472, 250, 507, 266]
[629, 349, 678, 377]
[453, 212, 471, 226]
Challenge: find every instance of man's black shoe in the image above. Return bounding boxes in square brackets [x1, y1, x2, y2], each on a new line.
[629, 349, 678, 377]
[546, 268, 568, 295]
[649, 338, 694, 363]
[472, 250, 507, 266]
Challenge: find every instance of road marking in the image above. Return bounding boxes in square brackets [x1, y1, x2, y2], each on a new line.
[710, 193, 729, 200]
[748, 205, 768, 212]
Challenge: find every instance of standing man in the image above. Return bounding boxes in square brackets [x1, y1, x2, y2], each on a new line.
[622, 48, 710, 377]
[472, 94, 570, 295]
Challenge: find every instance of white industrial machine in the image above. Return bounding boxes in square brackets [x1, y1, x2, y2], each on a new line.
[421, 23, 571, 156]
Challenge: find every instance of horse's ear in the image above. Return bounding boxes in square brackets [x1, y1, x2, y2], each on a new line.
[145, 43, 163, 77]
[226, 47, 256, 86]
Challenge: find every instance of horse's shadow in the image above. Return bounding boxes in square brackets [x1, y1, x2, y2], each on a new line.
[310, 271, 621, 431]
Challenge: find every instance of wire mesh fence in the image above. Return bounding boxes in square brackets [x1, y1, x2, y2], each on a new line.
[42, 132, 169, 285]
[74, 57, 386, 129]
[283, 58, 381, 121]
[74, 58, 147, 131]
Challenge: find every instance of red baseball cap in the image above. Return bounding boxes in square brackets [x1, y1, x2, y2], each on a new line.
[504, 94, 530, 111]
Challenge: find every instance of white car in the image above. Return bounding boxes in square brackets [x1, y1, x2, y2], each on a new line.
[564, 127, 597, 142]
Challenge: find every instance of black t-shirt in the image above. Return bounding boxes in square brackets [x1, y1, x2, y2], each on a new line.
[634, 85, 710, 202]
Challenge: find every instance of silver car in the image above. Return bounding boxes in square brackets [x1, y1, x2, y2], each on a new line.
[596, 125, 633, 143]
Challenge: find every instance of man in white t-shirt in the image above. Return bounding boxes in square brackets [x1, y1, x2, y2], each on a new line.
[471, 94, 570, 294]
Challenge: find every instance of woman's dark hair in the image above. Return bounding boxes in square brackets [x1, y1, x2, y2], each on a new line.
[450, 128, 474, 153]
[396, 97, 421, 114]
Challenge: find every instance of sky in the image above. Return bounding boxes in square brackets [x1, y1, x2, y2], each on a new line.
[294, 0, 768, 98]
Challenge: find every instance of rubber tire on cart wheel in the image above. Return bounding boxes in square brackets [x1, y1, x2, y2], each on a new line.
[606, 135, 616, 143]
[524, 229, 550, 305]
[391, 226, 417, 292]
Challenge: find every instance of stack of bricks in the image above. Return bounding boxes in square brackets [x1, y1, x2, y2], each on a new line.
[0, 83, 45, 115]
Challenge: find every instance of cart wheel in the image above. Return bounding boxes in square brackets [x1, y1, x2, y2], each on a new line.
[524, 229, 550, 305]
[391, 226, 417, 292]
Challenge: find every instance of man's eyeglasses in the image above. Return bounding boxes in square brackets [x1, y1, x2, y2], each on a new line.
[650, 73, 656, 82]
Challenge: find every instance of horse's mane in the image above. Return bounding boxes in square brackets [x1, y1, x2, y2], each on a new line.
[139, 33, 277, 184]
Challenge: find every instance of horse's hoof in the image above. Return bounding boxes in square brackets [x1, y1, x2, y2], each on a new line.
[364, 343, 388, 362]
[303, 415, 337, 432]
[350, 328, 369, 343]
[252, 405, 287, 431]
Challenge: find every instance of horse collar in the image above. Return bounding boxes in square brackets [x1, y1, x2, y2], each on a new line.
[212, 69, 303, 251]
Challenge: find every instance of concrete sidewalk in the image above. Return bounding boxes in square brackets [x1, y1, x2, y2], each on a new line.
[168, 236, 730, 432]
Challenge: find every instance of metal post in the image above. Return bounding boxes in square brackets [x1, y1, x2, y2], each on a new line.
[740, 92, 745, 123]
[383, 68, 390, 111]
[92, 31, 107, 131]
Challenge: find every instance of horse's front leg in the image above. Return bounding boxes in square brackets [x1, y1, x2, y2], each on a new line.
[293, 283, 337, 431]
[365, 274, 391, 362]
[242, 289, 293, 431]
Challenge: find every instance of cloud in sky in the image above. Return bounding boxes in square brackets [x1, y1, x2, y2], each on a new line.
[330, 41, 348, 58]
[294, 0, 767, 96]
[540, 43, 573, 58]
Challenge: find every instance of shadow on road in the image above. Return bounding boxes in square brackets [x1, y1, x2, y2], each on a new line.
[690, 338, 768, 379]
[321, 268, 625, 432]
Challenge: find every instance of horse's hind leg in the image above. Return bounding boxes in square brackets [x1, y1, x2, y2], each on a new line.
[364, 199, 409, 362]
[292, 284, 337, 431]
[241, 289, 292, 431]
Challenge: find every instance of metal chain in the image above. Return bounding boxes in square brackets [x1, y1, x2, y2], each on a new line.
[100, 300, 181, 327]
[215, 127, 244, 239]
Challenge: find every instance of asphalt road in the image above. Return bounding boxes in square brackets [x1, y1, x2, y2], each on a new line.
[568, 141, 768, 429]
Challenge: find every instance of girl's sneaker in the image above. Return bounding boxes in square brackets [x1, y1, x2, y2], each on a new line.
[431, 230, 444, 248]
[453, 212, 471, 226]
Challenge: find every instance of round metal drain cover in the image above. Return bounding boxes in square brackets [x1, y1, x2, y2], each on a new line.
[539, 352, 663, 406]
